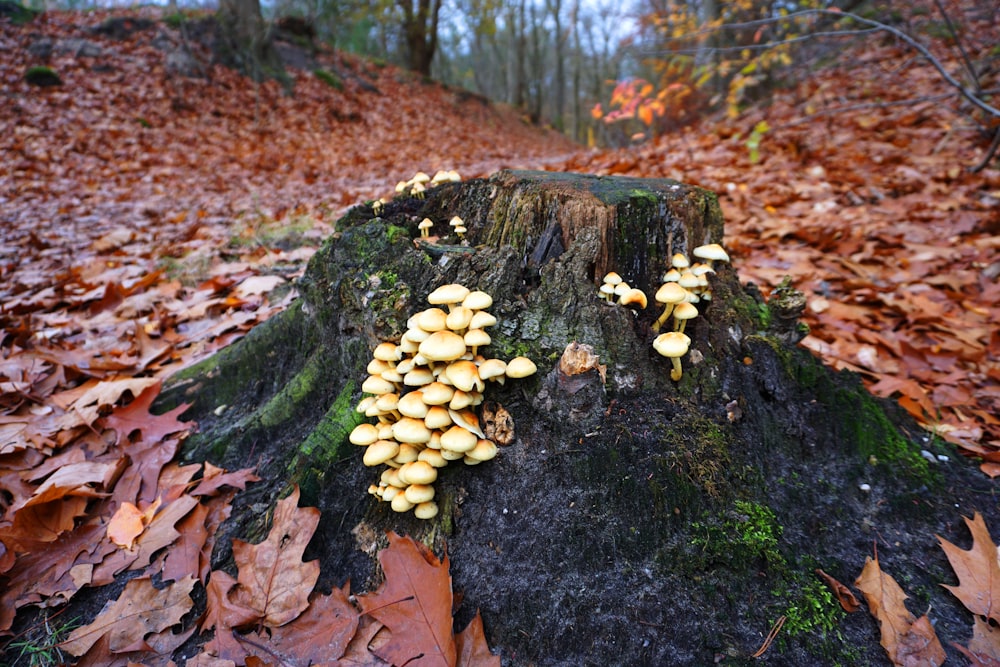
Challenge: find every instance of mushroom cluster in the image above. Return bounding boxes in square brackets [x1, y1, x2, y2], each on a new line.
[651, 243, 730, 381]
[598, 272, 648, 309]
[349, 283, 537, 519]
[395, 169, 462, 199]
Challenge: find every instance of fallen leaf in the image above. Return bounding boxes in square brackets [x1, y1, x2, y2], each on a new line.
[358, 532, 457, 667]
[455, 611, 501, 667]
[815, 568, 861, 613]
[61, 575, 195, 656]
[855, 553, 945, 667]
[937, 512, 1000, 623]
[108, 501, 151, 550]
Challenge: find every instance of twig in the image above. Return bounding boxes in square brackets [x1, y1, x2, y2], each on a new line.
[972, 126, 1000, 173]
[751, 615, 785, 658]
[932, 0, 980, 93]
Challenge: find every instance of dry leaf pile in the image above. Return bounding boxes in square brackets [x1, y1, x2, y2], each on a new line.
[560, 25, 1000, 470]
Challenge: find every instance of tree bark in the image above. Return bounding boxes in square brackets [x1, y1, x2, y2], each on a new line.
[216, 0, 285, 81]
[398, 0, 442, 76]
[159, 170, 996, 665]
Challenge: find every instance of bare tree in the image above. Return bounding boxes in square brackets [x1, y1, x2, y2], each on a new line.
[398, 0, 443, 75]
[217, 0, 284, 80]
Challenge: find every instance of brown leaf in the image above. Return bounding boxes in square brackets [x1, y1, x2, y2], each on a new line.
[455, 611, 501, 667]
[358, 531, 456, 667]
[855, 554, 945, 667]
[815, 568, 861, 613]
[61, 575, 195, 656]
[243, 586, 360, 664]
[102, 381, 193, 446]
[108, 500, 153, 550]
[952, 616, 1000, 667]
[937, 512, 1000, 623]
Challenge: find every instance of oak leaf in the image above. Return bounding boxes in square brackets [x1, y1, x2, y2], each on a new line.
[107, 500, 156, 549]
[61, 575, 195, 656]
[358, 531, 456, 667]
[937, 512, 1000, 623]
[455, 611, 501, 667]
[855, 554, 945, 667]
[953, 616, 1000, 667]
[102, 381, 193, 446]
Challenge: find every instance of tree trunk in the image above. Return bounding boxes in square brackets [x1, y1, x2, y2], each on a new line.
[216, 0, 285, 81]
[160, 171, 995, 664]
[398, 0, 442, 76]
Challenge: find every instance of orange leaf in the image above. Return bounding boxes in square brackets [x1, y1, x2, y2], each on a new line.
[108, 501, 147, 549]
[855, 553, 945, 666]
[358, 532, 457, 667]
[952, 615, 1000, 666]
[815, 568, 860, 612]
[61, 575, 195, 656]
[937, 512, 1000, 623]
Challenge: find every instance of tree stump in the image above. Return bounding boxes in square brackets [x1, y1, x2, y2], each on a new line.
[161, 170, 997, 665]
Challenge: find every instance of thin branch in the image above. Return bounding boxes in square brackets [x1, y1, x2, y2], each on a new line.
[640, 27, 882, 57]
[932, 0, 980, 93]
[972, 126, 1000, 173]
[652, 9, 1000, 120]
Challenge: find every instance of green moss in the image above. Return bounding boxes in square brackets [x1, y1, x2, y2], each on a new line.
[775, 572, 842, 638]
[689, 500, 782, 569]
[826, 379, 932, 482]
[314, 68, 343, 90]
[295, 381, 360, 465]
[25, 65, 61, 87]
[385, 224, 410, 245]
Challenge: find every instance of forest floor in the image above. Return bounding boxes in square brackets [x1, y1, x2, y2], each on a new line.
[1, 4, 998, 665]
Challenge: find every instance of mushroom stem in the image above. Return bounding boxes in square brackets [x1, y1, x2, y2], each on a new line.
[652, 305, 674, 332]
[675, 318, 687, 334]
[670, 358, 682, 382]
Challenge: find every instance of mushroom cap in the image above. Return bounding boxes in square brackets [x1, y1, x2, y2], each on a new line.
[424, 405, 452, 430]
[465, 438, 498, 462]
[399, 460, 438, 485]
[440, 425, 478, 452]
[690, 262, 715, 277]
[418, 218, 434, 230]
[411, 171, 431, 184]
[506, 356, 537, 379]
[392, 417, 432, 444]
[652, 331, 691, 358]
[449, 215, 464, 227]
[349, 423, 379, 446]
[599, 283, 616, 299]
[393, 443, 421, 464]
[373, 342, 401, 362]
[449, 408, 486, 438]
[417, 308, 448, 332]
[375, 393, 400, 413]
[397, 391, 429, 419]
[390, 492, 414, 513]
[362, 375, 396, 395]
[618, 288, 648, 309]
[678, 271, 700, 290]
[462, 291, 493, 310]
[464, 328, 491, 351]
[355, 396, 376, 415]
[613, 282, 631, 297]
[367, 358, 391, 376]
[427, 283, 471, 306]
[448, 389, 476, 410]
[673, 302, 699, 321]
[446, 306, 474, 331]
[671, 253, 690, 269]
[404, 483, 436, 504]
[654, 282, 688, 305]
[403, 367, 435, 387]
[418, 330, 468, 361]
[454, 226, 467, 235]
[477, 358, 507, 381]
[363, 440, 400, 466]
[693, 243, 730, 263]
[469, 311, 497, 329]
[661, 268, 681, 283]
[420, 381, 455, 405]
[414, 501, 439, 519]
[445, 359, 480, 392]
[418, 448, 448, 467]
[602, 271, 623, 286]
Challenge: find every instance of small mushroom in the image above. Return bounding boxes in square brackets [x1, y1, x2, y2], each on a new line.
[672, 301, 698, 333]
[414, 501, 439, 519]
[692, 243, 730, 268]
[653, 331, 691, 382]
[652, 282, 688, 332]
[418, 218, 434, 238]
[618, 287, 648, 309]
[505, 356, 537, 379]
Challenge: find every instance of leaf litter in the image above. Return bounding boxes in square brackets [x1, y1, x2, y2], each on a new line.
[1, 2, 998, 664]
